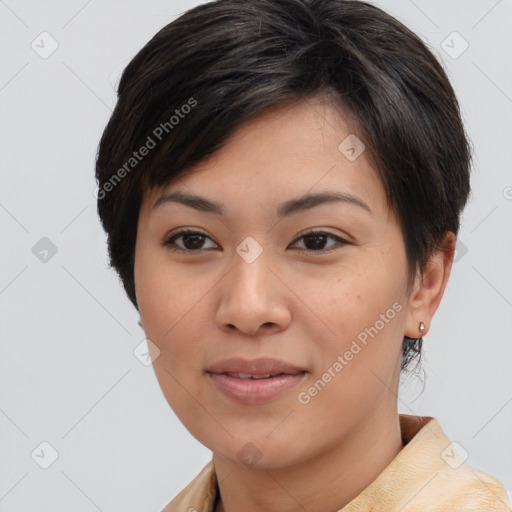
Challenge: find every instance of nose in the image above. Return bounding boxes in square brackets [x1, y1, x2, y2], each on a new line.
[214, 242, 292, 336]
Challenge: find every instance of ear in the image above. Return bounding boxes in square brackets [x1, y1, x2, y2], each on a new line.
[404, 231, 456, 338]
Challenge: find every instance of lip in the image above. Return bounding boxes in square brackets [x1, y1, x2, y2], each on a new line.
[207, 372, 306, 405]
[206, 357, 305, 376]
[205, 357, 307, 405]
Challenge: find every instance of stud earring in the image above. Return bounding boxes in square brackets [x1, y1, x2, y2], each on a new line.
[419, 321, 425, 333]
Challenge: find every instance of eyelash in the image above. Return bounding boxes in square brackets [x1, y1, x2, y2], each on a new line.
[163, 229, 349, 255]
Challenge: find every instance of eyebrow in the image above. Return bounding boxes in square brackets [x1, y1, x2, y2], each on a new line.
[152, 190, 373, 217]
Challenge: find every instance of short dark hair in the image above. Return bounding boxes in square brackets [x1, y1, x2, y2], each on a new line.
[95, 0, 472, 374]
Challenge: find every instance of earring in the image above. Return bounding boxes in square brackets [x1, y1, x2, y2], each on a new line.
[419, 321, 425, 333]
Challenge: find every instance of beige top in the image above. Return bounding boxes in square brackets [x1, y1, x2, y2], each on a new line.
[161, 414, 511, 511]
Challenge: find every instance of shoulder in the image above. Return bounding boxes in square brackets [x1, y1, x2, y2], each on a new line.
[344, 415, 511, 512]
[406, 462, 512, 511]
[405, 416, 511, 510]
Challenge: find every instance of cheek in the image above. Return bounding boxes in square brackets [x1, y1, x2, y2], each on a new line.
[311, 263, 405, 369]
[136, 245, 189, 323]
[138, 264, 209, 415]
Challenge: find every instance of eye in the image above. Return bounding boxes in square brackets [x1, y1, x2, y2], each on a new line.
[290, 230, 348, 254]
[163, 229, 218, 253]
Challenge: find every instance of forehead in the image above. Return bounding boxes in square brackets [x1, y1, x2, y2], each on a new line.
[142, 98, 386, 217]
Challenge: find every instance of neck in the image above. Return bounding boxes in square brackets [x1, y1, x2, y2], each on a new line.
[213, 409, 404, 512]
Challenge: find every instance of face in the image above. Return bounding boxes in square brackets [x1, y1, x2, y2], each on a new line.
[134, 97, 414, 469]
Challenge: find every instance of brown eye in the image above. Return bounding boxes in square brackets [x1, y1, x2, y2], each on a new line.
[163, 230, 218, 252]
[291, 230, 348, 254]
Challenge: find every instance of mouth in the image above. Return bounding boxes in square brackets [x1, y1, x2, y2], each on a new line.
[205, 356, 306, 376]
[221, 372, 291, 379]
[205, 357, 307, 405]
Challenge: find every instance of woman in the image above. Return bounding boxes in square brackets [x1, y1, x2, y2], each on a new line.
[95, 0, 511, 510]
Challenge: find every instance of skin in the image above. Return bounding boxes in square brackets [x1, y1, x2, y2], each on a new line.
[134, 97, 455, 512]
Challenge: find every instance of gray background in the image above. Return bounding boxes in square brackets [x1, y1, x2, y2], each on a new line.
[1, 0, 511, 510]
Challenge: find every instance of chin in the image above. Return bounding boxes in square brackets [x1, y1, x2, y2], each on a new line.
[207, 431, 311, 472]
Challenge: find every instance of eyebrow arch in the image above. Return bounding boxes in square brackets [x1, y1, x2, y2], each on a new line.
[152, 190, 373, 217]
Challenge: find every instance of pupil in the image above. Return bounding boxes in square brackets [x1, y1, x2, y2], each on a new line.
[184, 234, 204, 250]
[305, 234, 326, 250]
